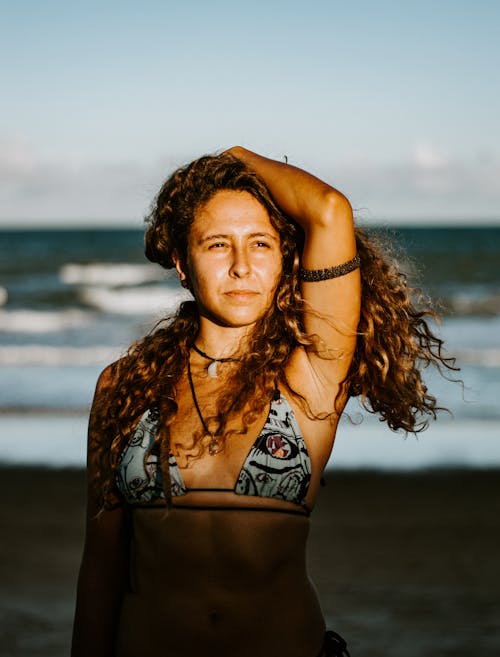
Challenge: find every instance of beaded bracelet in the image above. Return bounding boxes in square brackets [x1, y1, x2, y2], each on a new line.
[300, 253, 360, 282]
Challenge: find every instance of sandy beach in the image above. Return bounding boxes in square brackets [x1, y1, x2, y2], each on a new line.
[0, 467, 498, 657]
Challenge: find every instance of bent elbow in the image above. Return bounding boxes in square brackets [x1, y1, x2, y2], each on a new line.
[319, 191, 353, 229]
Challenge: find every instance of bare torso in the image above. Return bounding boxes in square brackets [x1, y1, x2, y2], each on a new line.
[116, 502, 325, 657]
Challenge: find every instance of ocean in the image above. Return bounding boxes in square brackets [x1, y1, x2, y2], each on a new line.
[1, 226, 499, 468]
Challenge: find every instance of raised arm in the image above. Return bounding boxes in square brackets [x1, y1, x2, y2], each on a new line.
[71, 367, 129, 657]
[227, 147, 361, 413]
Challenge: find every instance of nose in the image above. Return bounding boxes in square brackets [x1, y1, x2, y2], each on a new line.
[229, 246, 250, 278]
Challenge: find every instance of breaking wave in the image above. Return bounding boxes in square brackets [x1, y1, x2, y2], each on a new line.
[0, 344, 120, 366]
[0, 309, 92, 333]
[60, 262, 169, 287]
[80, 285, 192, 315]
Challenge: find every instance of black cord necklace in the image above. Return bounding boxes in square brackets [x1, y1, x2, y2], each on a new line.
[187, 356, 222, 456]
[191, 343, 239, 379]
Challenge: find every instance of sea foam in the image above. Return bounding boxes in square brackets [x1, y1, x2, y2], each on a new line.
[0, 308, 92, 333]
[60, 262, 168, 286]
[80, 285, 192, 315]
[0, 344, 120, 366]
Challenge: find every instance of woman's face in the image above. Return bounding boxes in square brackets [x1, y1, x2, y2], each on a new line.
[179, 190, 283, 330]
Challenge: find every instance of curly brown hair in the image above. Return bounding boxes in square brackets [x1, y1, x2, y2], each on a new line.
[91, 153, 457, 508]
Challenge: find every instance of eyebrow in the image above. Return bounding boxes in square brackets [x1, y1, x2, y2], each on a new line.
[198, 232, 279, 244]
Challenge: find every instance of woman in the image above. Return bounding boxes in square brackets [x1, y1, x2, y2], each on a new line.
[72, 147, 454, 657]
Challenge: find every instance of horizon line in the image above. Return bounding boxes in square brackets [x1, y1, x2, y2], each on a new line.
[1, 218, 500, 231]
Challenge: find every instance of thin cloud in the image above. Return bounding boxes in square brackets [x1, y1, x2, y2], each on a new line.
[412, 140, 451, 171]
[0, 138, 37, 179]
[1, 139, 499, 225]
[335, 143, 500, 222]
[0, 139, 166, 224]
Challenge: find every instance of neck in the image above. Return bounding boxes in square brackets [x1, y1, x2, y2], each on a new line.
[195, 320, 252, 359]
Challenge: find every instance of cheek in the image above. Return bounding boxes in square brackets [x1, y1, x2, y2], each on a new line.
[187, 258, 216, 289]
[264, 265, 283, 299]
[269, 257, 283, 285]
[190, 273, 211, 299]
[189, 264, 226, 305]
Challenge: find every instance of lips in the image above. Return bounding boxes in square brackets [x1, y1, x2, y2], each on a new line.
[224, 289, 259, 299]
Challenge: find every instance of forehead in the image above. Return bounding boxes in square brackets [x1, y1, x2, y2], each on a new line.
[190, 190, 278, 239]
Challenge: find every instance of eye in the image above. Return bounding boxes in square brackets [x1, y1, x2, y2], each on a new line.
[208, 241, 228, 250]
[253, 240, 271, 248]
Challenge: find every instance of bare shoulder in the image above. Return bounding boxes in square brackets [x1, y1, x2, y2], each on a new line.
[94, 359, 121, 395]
[87, 359, 124, 446]
[90, 357, 129, 414]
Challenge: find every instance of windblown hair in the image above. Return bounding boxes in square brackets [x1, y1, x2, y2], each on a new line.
[91, 153, 456, 508]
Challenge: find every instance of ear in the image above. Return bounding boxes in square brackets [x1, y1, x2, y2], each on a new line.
[172, 252, 189, 288]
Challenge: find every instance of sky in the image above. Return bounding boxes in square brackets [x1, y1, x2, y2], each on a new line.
[1, 0, 499, 227]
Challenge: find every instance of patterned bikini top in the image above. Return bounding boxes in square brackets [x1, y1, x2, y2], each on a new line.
[116, 392, 311, 511]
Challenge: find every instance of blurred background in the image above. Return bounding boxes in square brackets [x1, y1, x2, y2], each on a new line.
[1, 1, 499, 656]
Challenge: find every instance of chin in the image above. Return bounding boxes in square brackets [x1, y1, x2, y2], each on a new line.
[221, 317, 261, 329]
[206, 310, 266, 329]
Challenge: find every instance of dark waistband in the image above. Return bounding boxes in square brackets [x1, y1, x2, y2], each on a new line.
[170, 503, 311, 517]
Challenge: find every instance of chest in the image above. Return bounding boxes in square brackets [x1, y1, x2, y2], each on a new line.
[168, 383, 272, 490]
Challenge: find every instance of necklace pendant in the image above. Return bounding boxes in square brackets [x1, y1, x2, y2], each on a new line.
[207, 360, 219, 378]
[208, 433, 221, 455]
